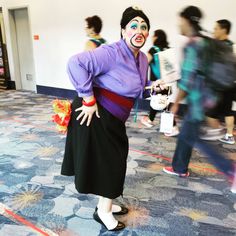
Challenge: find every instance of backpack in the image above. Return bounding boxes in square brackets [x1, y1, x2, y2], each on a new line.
[150, 46, 161, 80]
[90, 38, 106, 48]
[199, 37, 236, 92]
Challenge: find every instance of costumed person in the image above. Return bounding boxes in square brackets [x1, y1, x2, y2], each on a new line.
[162, 6, 236, 194]
[61, 6, 151, 231]
[84, 15, 106, 50]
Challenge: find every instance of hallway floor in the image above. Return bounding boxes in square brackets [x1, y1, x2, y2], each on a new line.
[0, 90, 236, 236]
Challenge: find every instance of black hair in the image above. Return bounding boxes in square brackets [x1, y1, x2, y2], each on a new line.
[85, 15, 103, 34]
[217, 19, 231, 34]
[120, 6, 150, 30]
[180, 6, 203, 33]
[153, 29, 169, 50]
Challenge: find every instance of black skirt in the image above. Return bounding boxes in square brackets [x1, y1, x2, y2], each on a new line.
[61, 97, 128, 199]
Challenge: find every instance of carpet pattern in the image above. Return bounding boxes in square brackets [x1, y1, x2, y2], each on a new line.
[0, 90, 236, 236]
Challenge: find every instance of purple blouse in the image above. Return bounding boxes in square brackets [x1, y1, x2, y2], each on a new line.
[67, 39, 149, 121]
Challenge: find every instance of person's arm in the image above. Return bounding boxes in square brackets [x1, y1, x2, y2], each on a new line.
[67, 45, 115, 125]
[147, 52, 153, 64]
[67, 45, 115, 97]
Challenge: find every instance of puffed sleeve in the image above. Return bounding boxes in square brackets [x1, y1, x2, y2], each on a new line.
[67, 45, 116, 97]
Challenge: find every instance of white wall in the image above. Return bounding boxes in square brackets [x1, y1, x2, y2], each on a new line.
[0, 0, 236, 90]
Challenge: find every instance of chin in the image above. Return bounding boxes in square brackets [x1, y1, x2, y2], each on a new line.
[132, 41, 145, 49]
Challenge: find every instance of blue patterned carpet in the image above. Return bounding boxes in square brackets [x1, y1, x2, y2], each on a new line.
[0, 90, 236, 236]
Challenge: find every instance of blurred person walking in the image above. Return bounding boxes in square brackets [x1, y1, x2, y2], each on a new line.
[204, 19, 235, 144]
[162, 6, 236, 194]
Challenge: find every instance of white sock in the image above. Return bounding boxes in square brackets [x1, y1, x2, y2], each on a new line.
[226, 133, 233, 138]
[97, 204, 122, 213]
[111, 204, 122, 213]
[97, 209, 118, 230]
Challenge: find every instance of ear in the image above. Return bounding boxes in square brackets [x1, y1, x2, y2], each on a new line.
[222, 28, 227, 35]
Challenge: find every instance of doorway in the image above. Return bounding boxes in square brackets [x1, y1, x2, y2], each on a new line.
[9, 8, 35, 91]
[0, 7, 10, 90]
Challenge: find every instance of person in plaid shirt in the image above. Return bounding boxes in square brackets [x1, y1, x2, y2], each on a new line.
[162, 6, 236, 194]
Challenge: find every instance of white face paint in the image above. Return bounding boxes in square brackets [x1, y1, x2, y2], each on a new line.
[122, 16, 149, 51]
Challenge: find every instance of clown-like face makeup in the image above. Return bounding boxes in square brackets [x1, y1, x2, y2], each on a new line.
[122, 17, 149, 51]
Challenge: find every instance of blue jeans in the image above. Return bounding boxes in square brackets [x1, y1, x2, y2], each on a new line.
[172, 118, 234, 177]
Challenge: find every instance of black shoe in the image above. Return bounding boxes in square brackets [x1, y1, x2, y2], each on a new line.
[93, 210, 125, 231]
[95, 205, 128, 215]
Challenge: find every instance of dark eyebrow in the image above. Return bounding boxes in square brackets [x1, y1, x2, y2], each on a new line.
[130, 19, 147, 24]
[130, 19, 139, 23]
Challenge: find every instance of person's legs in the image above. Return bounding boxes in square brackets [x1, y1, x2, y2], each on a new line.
[98, 196, 112, 212]
[225, 116, 235, 135]
[141, 107, 157, 128]
[94, 197, 125, 230]
[163, 116, 235, 191]
[195, 135, 236, 193]
[219, 92, 235, 144]
[172, 120, 199, 173]
[202, 93, 226, 140]
[205, 91, 224, 128]
[200, 118, 225, 141]
[195, 140, 234, 177]
[171, 118, 234, 176]
[97, 197, 128, 214]
[164, 118, 180, 137]
[149, 107, 158, 121]
[163, 120, 199, 176]
[206, 117, 221, 129]
[219, 116, 235, 144]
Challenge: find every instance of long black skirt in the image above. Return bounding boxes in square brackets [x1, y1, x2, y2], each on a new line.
[61, 97, 129, 199]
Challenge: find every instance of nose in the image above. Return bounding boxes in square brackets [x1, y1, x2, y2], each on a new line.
[137, 27, 142, 34]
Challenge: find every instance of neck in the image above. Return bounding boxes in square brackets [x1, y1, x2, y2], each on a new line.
[90, 34, 101, 39]
[123, 39, 140, 58]
[186, 28, 199, 37]
[132, 49, 139, 58]
[219, 35, 228, 41]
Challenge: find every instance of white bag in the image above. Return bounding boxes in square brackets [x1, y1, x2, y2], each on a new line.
[159, 112, 174, 133]
[150, 93, 169, 111]
[150, 86, 171, 111]
[158, 48, 179, 82]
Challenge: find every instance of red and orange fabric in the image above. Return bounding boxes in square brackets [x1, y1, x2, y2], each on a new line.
[52, 99, 71, 133]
